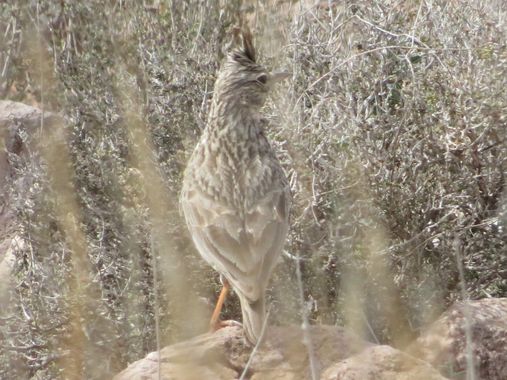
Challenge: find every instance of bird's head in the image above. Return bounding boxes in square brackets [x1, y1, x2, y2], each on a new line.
[214, 27, 289, 109]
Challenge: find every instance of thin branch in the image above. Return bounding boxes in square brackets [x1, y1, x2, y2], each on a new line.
[453, 237, 477, 380]
[239, 307, 272, 380]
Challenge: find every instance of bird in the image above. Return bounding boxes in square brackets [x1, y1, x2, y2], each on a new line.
[180, 27, 291, 345]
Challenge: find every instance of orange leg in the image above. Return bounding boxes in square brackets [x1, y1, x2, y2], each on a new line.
[209, 278, 230, 331]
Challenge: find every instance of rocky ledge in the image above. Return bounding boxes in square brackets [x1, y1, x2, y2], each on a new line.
[114, 298, 507, 380]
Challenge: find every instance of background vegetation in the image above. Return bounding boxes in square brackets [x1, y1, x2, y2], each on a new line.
[0, 0, 505, 378]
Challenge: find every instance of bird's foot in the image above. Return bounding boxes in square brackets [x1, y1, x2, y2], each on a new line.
[210, 319, 242, 332]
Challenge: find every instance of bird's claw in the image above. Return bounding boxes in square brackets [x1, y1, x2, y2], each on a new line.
[210, 319, 242, 332]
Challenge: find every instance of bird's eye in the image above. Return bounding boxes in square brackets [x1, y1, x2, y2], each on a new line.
[256, 74, 267, 85]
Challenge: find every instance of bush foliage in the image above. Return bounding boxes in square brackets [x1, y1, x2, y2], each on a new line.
[0, 0, 505, 378]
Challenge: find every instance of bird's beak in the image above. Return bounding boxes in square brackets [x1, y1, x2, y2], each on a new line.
[269, 70, 291, 83]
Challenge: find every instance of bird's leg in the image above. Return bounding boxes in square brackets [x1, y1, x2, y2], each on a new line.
[209, 276, 243, 332]
[209, 276, 230, 331]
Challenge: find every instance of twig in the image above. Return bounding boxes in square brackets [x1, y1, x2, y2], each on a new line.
[291, 7, 319, 378]
[150, 234, 162, 380]
[353, 14, 426, 46]
[239, 306, 271, 380]
[295, 250, 319, 380]
[453, 237, 476, 380]
[360, 309, 380, 344]
[36, 0, 44, 135]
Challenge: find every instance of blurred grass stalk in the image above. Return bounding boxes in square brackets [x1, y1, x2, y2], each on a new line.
[40, 119, 89, 378]
[115, 63, 208, 374]
[29, 21, 88, 377]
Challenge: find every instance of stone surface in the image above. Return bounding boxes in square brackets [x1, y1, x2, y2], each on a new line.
[0, 234, 22, 302]
[0, 100, 55, 188]
[113, 325, 370, 380]
[409, 298, 507, 380]
[322, 345, 448, 380]
[0, 100, 60, 191]
[0, 101, 58, 300]
[0, 101, 63, 301]
[115, 299, 507, 380]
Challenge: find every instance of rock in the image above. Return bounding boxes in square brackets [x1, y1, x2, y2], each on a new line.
[0, 101, 44, 188]
[0, 234, 22, 302]
[322, 345, 448, 380]
[0, 101, 60, 300]
[409, 298, 507, 380]
[113, 298, 507, 379]
[0, 100, 60, 190]
[0, 100, 58, 131]
[113, 325, 371, 380]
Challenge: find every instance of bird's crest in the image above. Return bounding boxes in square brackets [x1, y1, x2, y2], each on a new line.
[230, 26, 257, 64]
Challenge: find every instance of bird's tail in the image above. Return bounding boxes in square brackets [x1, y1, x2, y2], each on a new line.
[238, 292, 266, 345]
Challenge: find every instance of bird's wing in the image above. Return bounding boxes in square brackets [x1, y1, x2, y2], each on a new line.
[243, 185, 290, 292]
[181, 177, 290, 302]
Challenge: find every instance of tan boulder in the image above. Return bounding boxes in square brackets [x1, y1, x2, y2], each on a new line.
[113, 325, 370, 380]
[323, 345, 448, 380]
[409, 298, 507, 380]
[0, 100, 60, 300]
[114, 299, 507, 379]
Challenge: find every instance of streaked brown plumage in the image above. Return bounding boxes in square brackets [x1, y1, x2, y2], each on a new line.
[180, 29, 290, 345]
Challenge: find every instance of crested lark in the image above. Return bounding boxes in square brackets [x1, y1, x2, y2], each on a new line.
[180, 28, 290, 345]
